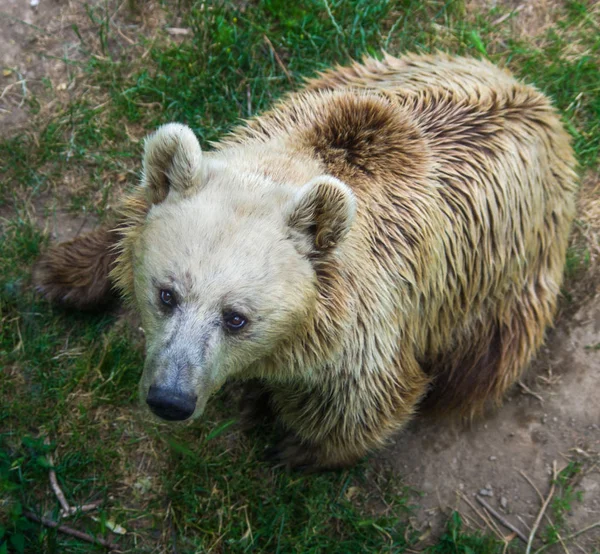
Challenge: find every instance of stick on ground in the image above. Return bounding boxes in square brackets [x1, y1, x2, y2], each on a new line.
[263, 35, 293, 84]
[518, 380, 544, 403]
[45, 443, 102, 518]
[525, 461, 558, 554]
[23, 511, 120, 551]
[458, 491, 505, 541]
[476, 495, 528, 544]
[48, 455, 71, 516]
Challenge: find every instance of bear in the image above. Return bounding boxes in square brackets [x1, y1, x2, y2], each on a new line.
[34, 53, 577, 470]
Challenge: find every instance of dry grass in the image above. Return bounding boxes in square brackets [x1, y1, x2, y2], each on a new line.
[467, 0, 570, 38]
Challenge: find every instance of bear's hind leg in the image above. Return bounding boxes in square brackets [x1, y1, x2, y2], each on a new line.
[34, 226, 121, 310]
[423, 283, 559, 418]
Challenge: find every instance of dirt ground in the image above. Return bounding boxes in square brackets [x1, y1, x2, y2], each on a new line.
[2, 0, 599, 551]
[1, 0, 67, 135]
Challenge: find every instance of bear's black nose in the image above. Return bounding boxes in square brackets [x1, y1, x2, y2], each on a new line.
[146, 386, 197, 421]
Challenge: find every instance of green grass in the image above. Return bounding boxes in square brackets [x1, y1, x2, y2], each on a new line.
[427, 512, 516, 554]
[1, 0, 599, 552]
[541, 462, 585, 549]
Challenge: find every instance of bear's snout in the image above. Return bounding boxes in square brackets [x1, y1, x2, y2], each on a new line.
[146, 385, 197, 421]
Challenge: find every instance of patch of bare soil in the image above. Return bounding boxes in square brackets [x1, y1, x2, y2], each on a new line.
[0, 0, 163, 224]
[1, 0, 75, 136]
[0, 0, 165, 139]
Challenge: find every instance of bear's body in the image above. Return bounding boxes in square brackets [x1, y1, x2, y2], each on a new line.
[35, 54, 577, 469]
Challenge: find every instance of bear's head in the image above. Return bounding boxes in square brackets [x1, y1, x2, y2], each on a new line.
[115, 123, 356, 422]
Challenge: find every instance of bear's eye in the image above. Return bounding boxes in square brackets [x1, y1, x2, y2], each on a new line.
[223, 311, 247, 331]
[159, 289, 177, 308]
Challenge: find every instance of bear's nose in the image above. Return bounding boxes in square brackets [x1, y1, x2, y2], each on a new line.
[146, 386, 197, 421]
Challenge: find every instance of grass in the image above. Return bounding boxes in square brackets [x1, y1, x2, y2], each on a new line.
[428, 512, 517, 554]
[541, 461, 586, 550]
[1, 0, 599, 552]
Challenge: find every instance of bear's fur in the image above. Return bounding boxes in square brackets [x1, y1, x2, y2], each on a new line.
[34, 53, 577, 470]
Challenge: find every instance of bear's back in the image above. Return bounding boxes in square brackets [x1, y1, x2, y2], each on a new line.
[306, 52, 519, 96]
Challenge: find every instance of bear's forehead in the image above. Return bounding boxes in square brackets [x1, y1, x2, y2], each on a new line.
[140, 197, 294, 278]
[147, 193, 281, 239]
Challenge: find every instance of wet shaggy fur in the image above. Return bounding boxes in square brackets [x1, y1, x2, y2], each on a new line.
[34, 53, 577, 470]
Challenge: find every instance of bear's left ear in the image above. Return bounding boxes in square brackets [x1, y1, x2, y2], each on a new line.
[287, 176, 356, 254]
[142, 123, 204, 205]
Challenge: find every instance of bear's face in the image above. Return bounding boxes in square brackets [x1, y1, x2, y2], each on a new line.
[128, 124, 356, 422]
[134, 192, 317, 419]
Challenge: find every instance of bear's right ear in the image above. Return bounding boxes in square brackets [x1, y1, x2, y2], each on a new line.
[142, 123, 204, 205]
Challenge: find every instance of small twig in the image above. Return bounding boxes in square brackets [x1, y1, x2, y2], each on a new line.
[533, 521, 600, 554]
[520, 469, 545, 498]
[46, 441, 101, 517]
[486, 505, 507, 540]
[141, 36, 158, 60]
[459, 492, 492, 526]
[491, 5, 525, 26]
[165, 27, 191, 36]
[458, 492, 504, 541]
[246, 83, 252, 117]
[23, 511, 120, 551]
[69, 501, 104, 515]
[476, 496, 528, 543]
[569, 447, 592, 459]
[517, 514, 532, 533]
[16, 71, 28, 108]
[520, 468, 563, 537]
[537, 367, 561, 387]
[321, 0, 343, 38]
[518, 380, 544, 403]
[116, 26, 135, 45]
[48, 455, 71, 516]
[263, 35, 293, 84]
[526, 461, 558, 554]
[556, 534, 571, 554]
[0, 80, 26, 100]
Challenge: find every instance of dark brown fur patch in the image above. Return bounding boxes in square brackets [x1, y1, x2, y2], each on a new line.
[303, 93, 426, 181]
[421, 324, 504, 415]
[33, 226, 122, 310]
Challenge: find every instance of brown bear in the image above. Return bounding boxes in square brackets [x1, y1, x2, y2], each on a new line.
[34, 53, 577, 470]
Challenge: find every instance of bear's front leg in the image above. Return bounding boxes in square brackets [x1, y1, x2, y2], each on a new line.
[266, 363, 430, 471]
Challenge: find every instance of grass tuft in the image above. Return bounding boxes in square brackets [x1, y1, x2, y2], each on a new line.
[426, 511, 516, 553]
